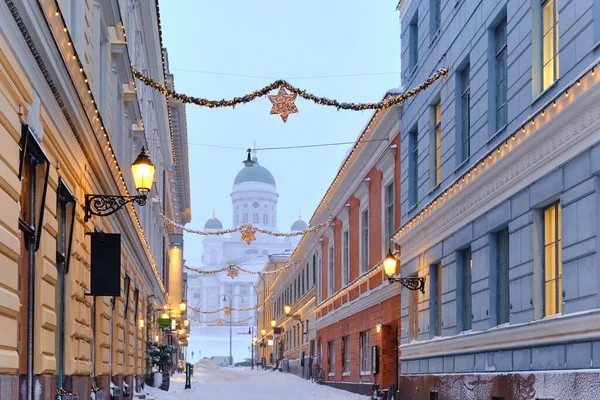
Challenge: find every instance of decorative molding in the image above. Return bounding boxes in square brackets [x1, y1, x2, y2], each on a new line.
[396, 79, 600, 266]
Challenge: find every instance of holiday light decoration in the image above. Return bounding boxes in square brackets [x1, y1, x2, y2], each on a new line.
[224, 307, 231, 316]
[131, 67, 448, 112]
[188, 304, 262, 315]
[189, 316, 254, 325]
[240, 226, 257, 244]
[183, 260, 300, 276]
[227, 266, 239, 279]
[47, 0, 177, 296]
[162, 212, 334, 238]
[392, 63, 600, 243]
[268, 87, 298, 122]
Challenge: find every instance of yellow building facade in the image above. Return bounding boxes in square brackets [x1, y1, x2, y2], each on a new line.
[0, 0, 190, 399]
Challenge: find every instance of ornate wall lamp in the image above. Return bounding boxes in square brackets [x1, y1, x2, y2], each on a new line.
[284, 305, 303, 323]
[383, 250, 426, 294]
[84, 147, 155, 221]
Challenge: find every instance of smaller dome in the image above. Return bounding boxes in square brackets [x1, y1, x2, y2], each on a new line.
[204, 217, 223, 230]
[291, 219, 308, 232]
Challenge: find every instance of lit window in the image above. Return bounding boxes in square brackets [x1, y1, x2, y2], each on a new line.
[544, 203, 562, 316]
[542, 0, 559, 90]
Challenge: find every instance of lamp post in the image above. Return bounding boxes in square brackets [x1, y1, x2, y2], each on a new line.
[218, 293, 244, 367]
[383, 250, 426, 293]
[84, 147, 155, 221]
[284, 305, 303, 323]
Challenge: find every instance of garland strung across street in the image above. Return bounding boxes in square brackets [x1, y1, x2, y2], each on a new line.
[132, 67, 448, 122]
[162, 212, 334, 244]
[188, 315, 254, 326]
[188, 304, 261, 315]
[183, 261, 300, 278]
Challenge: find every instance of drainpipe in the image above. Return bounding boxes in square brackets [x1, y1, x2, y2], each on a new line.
[110, 297, 115, 385]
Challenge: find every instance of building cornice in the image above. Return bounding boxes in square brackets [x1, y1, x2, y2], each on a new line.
[395, 64, 600, 265]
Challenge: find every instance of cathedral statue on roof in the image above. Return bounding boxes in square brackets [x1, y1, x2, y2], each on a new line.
[186, 151, 307, 363]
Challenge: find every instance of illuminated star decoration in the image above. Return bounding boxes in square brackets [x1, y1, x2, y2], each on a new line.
[227, 266, 239, 279]
[217, 318, 223, 327]
[268, 87, 298, 122]
[224, 307, 231, 316]
[240, 226, 257, 244]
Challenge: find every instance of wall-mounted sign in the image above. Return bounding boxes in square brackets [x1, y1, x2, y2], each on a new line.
[158, 313, 171, 329]
[89, 233, 121, 296]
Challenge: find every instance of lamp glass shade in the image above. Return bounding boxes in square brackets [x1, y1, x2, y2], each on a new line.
[179, 301, 187, 312]
[270, 319, 276, 327]
[284, 305, 291, 315]
[376, 323, 382, 333]
[183, 319, 190, 327]
[131, 147, 155, 193]
[261, 329, 266, 336]
[383, 250, 398, 277]
[154, 334, 159, 342]
[268, 339, 273, 346]
[252, 336, 257, 344]
[138, 319, 145, 329]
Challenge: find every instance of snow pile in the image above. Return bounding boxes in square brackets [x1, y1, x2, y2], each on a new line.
[194, 358, 219, 371]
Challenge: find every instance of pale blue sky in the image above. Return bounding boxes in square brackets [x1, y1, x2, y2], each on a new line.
[158, 1, 401, 264]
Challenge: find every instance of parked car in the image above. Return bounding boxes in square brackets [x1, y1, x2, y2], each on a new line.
[234, 358, 252, 367]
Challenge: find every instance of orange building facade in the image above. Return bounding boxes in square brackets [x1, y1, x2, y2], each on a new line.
[309, 97, 404, 396]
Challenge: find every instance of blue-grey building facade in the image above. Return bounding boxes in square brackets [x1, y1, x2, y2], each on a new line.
[394, 0, 600, 398]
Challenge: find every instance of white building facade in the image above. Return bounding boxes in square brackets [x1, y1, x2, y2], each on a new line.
[187, 155, 306, 364]
[395, 0, 600, 398]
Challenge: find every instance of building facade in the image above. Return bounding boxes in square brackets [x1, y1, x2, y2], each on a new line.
[187, 154, 305, 364]
[311, 100, 403, 397]
[0, 0, 190, 399]
[395, 0, 600, 398]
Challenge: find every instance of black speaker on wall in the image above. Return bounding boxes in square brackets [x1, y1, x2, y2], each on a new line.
[89, 232, 121, 296]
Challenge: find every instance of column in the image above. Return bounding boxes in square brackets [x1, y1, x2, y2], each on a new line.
[202, 284, 208, 323]
[234, 284, 241, 321]
[168, 234, 184, 309]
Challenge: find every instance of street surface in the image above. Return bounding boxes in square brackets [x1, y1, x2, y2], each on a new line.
[142, 360, 369, 399]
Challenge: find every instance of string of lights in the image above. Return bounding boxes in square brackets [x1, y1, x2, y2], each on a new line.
[183, 261, 300, 277]
[162, 212, 333, 242]
[50, 1, 168, 296]
[188, 304, 261, 315]
[131, 67, 448, 111]
[393, 62, 600, 241]
[189, 316, 254, 325]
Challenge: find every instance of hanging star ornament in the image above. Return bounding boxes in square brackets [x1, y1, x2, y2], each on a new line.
[268, 87, 298, 122]
[240, 226, 257, 244]
[224, 307, 231, 316]
[227, 266, 239, 279]
[217, 318, 223, 327]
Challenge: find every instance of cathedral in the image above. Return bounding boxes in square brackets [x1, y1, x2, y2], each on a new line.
[186, 153, 307, 363]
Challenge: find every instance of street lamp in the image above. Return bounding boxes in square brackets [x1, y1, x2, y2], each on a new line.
[383, 250, 426, 294]
[183, 319, 190, 328]
[179, 301, 187, 313]
[261, 328, 266, 336]
[270, 319, 276, 328]
[284, 305, 302, 323]
[84, 147, 155, 221]
[219, 293, 244, 367]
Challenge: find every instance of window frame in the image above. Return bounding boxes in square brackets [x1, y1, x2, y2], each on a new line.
[328, 340, 335, 375]
[496, 228, 510, 325]
[328, 245, 335, 295]
[341, 335, 350, 374]
[541, 0, 559, 91]
[361, 209, 369, 273]
[460, 66, 471, 161]
[461, 248, 472, 331]
[543, 202, 562, 316]
[432, 102, 442, 186]
[342, 230, 350, 286]
[495, 19, 508, 130]
[359, 330, 371, 375]
[385, 182, 395, 249]
[409, 128, 419, 206]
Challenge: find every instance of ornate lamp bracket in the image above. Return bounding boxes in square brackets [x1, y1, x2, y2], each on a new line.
[387, 276, 426, 294]
[84, 193, 147, 222]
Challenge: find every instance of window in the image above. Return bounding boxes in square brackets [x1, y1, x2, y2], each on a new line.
[306, 264, 309, 291]
[328, 246, 335, 295]
[342, 230, 350, 285]
[409, 14, 418, 71]
[359, 330, 371, 374]
[495, 18, 508, 130]
[460, 66, 470, 162]
[302, 268, 305, 295]
[243, 203, 248, 208]
[253, 213, 259, 224]
[385, 183, 395, 248]
[328, 341, 335, 375]
[56, 179, 75, 389]
[263, 214, 268, 225]
[496, 228, 510, 324]
[409, 288, 419, 341]
[430, 263, 442, 337]
[341, 335, 350, 374]
[243, 213, 248, 223]
[460, 248, 472, 331]
[430, 0, 441, 38]
[432, 102, 442, 186]
[361, 210, 369, 273]
[409, 128, 419, 206]
[193, 293, 201, 299]
[542, 0, 559, 90]
[312, 254, 317, 286]
[264, 203, 268, 208]
[544, 203, 562, 316]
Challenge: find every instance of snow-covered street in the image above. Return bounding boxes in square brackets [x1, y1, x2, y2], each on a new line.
[142, 361, 369, 400]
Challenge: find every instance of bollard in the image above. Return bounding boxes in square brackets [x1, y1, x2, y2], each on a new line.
[184, 362, 191, 390]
